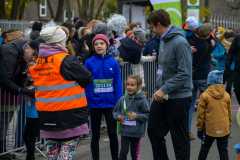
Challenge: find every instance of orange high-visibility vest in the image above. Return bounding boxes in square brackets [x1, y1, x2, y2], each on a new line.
[29, 53, 87, 112]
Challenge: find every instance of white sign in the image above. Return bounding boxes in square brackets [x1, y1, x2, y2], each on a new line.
[122, 4, 146, 29]
[187, 0, 199, 22]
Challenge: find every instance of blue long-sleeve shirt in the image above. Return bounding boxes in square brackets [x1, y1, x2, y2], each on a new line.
[84, 54, 123, 108]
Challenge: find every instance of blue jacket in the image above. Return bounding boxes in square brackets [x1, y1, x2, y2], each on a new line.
[183, 22, 202, 38]
[187, 34, 219, 80]
[84, 54, 123, 108]
[0, 37, 3, 47]
[26, 88, 38, 118]
[143, 34, 160, 57]
[212, 42, 235, 71]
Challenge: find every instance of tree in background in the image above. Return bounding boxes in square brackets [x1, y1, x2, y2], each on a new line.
[75, 0, 117, 22]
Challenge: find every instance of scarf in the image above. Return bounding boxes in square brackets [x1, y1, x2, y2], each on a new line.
[221, 38, 231, 50]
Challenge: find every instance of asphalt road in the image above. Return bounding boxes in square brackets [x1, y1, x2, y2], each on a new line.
[75, 94, 240, 160]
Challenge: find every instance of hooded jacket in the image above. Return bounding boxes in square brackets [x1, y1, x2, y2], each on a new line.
[112, 91, 150, 137]
[143, 34, 160, 57]
[212, 42, 235, 71]
[187, 33, 219, 80]
[156, 26, 192, 99]
[118, 37, 142, 64]
[84, 53, 123, 108]
[196, 84, 232, 137]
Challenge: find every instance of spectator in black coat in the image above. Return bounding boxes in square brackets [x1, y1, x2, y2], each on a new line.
[118, 27, 146, 64]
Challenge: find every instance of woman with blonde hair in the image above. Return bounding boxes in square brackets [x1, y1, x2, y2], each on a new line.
[212, 29, 235, 97]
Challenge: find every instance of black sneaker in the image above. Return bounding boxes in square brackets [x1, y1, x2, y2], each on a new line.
[81, 134, 90, 140]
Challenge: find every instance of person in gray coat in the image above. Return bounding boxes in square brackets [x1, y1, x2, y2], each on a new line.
[113, 74, 150, 160]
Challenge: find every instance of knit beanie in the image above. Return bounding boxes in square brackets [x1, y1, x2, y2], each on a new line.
[40, 26, 66, 44]
[92, 34, 110, 50]
[6, 31, 23, 41]
[73, 17, 80, 24]
[207, 70, 224, 86]
[32, 22, 43, 32]
[133, 27, 146, 40]
[30, 30, 40, 41]
[108, 46, 120, 57]
[92, 19, 102, 32]
[94, 23, 108, 35]
[234, 143, 240, 154]
[224, 31, 235, 39]
[185, 16, 198, 30]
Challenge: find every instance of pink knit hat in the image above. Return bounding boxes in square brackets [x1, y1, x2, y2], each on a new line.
[92, 34, 110, 50]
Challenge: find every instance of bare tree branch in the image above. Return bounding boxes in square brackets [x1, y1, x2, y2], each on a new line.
[47, 0, 55, 19]
[95, 0, 105, 19]
[55, 0, 64, 22]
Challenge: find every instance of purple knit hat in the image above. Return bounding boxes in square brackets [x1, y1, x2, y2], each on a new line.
[92, 34, 110, 50]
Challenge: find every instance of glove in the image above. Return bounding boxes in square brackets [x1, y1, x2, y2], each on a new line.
[197, 130, 204, 140]
[19, 87, 35, 98]
[225, 67, 231, 78]
[234, 143, 240, 154]
[211, 57, 218, 66]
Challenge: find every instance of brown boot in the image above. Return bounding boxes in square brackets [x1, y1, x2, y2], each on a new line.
[189, 132, 196, 140]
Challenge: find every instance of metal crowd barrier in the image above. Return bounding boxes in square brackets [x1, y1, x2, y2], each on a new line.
[0, 60, 157, 157]
[0, 89, 46, 157]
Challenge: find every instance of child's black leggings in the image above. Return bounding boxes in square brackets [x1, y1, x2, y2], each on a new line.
[23, 118, 40, 160]
[119, 136, 141, 160]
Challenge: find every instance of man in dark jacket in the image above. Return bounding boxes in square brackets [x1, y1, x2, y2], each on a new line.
[0, 40, 39, 159]
[143, 34, 160, 57]
[0, 40, 39, 97]
[225, 34, 240, 105]
[187, 23, 219, 140]
[147, 9, 192, 160]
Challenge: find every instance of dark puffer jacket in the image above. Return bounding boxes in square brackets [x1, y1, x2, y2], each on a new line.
[118, 37, 142, 64]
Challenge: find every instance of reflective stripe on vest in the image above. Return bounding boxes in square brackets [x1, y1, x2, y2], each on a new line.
[36, 92, 85, 103]
[35, 82, 79, 91]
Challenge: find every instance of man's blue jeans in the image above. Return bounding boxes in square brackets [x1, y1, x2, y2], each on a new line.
[189, 79, 208, 132]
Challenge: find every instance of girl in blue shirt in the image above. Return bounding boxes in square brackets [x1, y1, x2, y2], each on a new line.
[23, 65, 40, 160]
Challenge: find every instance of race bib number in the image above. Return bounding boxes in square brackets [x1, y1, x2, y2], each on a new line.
[157, 60, 163, 76]
[122, 116, 136, 126]
[94, 79, 113, 93]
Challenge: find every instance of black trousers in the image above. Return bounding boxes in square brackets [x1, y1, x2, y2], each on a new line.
[148, 97, 191, 160]
[198, 134, 229, 160]
[223, 70, 234, 97]
[23, 118, 40, 160]
[89, 108, 119, 160]
[119, 136, 140, 160]
[234, 71, 240, 105]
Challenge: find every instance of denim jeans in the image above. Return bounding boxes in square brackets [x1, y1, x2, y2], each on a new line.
[189, 79, 208, 132]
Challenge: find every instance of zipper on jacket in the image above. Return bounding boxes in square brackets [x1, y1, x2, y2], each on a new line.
[102, 57, 106, 107]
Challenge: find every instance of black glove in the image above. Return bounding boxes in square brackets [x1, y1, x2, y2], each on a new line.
[20, 87, 35, 98]
[225, 67, 231, 78]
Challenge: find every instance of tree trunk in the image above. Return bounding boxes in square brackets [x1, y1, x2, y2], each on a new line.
[55, 0, 64, 22]
[0, 0, 6, 19]
[204, 0, 210, 23]
[66, 0, 71, 22]
[10, 0, 21, 20]
[95, 0, 105, 19]
[18, 1, 26, 20]
[89, 0, 95, 22]
[47, 0, 54, 19]
[81, 0, 89, 22]
[76, 0, 81, 18]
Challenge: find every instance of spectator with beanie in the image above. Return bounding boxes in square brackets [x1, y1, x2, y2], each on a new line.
[187, 23, 219, 140]
[108, 46, 124, 69]
[30, 21, 43, 41]
[84, 34, 122, 160]
[197, 70, 232, 160]
[225, 32, 240, 107]
[0, 40, 39, 159]
[118, 27, 146, 64]
[76, 22, 109, 63]
[29, 26, 92, 159]
[213, 30, 235, 97]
